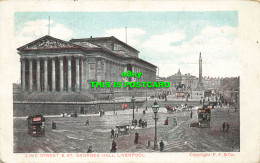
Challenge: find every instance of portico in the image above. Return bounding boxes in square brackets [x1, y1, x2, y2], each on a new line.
[20, 55, 84, 92]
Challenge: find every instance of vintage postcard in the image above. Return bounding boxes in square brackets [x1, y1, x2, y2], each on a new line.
[0, 1, 260, 163]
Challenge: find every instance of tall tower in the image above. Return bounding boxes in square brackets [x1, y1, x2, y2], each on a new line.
[198, 52, 204, 89]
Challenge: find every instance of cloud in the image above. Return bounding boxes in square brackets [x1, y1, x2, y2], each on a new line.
[141, 26, 240, 77]
[155, 62, 179, 78]
[16, 19, 73, 47]
[142, 31, 186, 53]
[105, 28, 146, 46]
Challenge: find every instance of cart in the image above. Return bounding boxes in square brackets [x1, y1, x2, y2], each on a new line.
[116, 125, 130, 134]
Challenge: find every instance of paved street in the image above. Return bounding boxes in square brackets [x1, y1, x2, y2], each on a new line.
[14, 105, 239, 153]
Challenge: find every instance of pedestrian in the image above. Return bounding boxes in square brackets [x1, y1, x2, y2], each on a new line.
[85, 118, 89, 125]
[148, 140, 151, 148]
[52, 121, 56, 129]
[222, 122, 226, 131]
[159, 140, 164, 152]
[226, 123, 230, 131]
[111, 128, 114, 138]
[134, 132, 139, 144]
[111, 140, 117, 153]
[87, 146, 93, 153]
[164, 117, 169, 125]
[139, 118, 142, 127]
[190, 111, 193, 119]
[115, 127, 119, 138]
[143, 110, 145, 116]
[174, 116, 177, 126]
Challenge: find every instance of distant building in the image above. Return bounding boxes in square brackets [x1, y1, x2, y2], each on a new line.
[166, 69, 198, 91]
[202, 76, 221, 90]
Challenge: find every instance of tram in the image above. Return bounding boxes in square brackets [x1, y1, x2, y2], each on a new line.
[27, 114, 45, 136]
[197, 105, 211, 128]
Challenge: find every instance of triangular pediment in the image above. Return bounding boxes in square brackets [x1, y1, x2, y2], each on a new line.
[17, 35, 78, 51]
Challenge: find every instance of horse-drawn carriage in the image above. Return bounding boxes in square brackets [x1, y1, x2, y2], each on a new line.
[187, 105, 194, 110]
[165, 105, 176, 113]
[70, 112, 78, 117]
[116, 125, 130, 134]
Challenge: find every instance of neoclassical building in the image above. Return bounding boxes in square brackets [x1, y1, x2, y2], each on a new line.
[18, 35, 157, 92]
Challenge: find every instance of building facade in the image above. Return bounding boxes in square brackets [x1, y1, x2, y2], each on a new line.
[17, 35, 157, 92]
[166, 69, 198, 91]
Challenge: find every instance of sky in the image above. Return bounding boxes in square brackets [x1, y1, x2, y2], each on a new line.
[14, 11, 239, 80]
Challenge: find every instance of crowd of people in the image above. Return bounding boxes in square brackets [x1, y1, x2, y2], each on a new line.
[45, 91, 237, 153]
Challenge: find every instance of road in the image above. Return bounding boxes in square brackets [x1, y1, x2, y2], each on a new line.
[14, 105, 239, 153]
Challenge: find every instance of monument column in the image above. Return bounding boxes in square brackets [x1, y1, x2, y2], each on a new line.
[59, 57, 64, 92]
[67, 57, 72, 92]
[52, 58, 56, 92]
[76, 57, 80, 92]
[29, 59, 33, 91]
[44, 58, 48, 92]
[36, 58, 41, 91]
[21, 58, 26, 91]
[198, 52, 204, 89]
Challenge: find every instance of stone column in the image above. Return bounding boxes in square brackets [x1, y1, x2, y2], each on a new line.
[59, 57, 64, 92]
[36, 59, 41, 91]
[67, 57, 72, 92]
[111, 63, 114, 82]
[81, 58, 85, 91]
[103, 60, 106, 81]
[76, 57, 80, 92]
[21, 58, 26, 91]
[115, 64, 118, 81]
[97, 60, 101, 82]
[29, 59, 33, 91]
[52, 58, 56, 92]
[107, 61, 110, 81]
[44, 58, 48, 92]
[85, 59, 89, 89]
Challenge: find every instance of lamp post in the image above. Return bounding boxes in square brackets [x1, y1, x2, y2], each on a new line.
[146, 91, 147, 110]
[131, 96, 136, 120]
[113, 92, 115, 114]
[152, 100, 159, 150]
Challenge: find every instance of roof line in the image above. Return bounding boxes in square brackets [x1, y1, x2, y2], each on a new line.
[17, 35, 100, 52]
[70, 36, 139, 53]
[17, 35, 156, 68]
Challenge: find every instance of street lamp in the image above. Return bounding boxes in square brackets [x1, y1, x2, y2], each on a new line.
[152, 100, 159, 150]
[131, 96, 136, 120]
[146, 91, 147, 110]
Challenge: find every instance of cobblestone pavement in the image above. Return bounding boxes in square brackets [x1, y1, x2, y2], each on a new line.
[14, 106, 239, 153]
